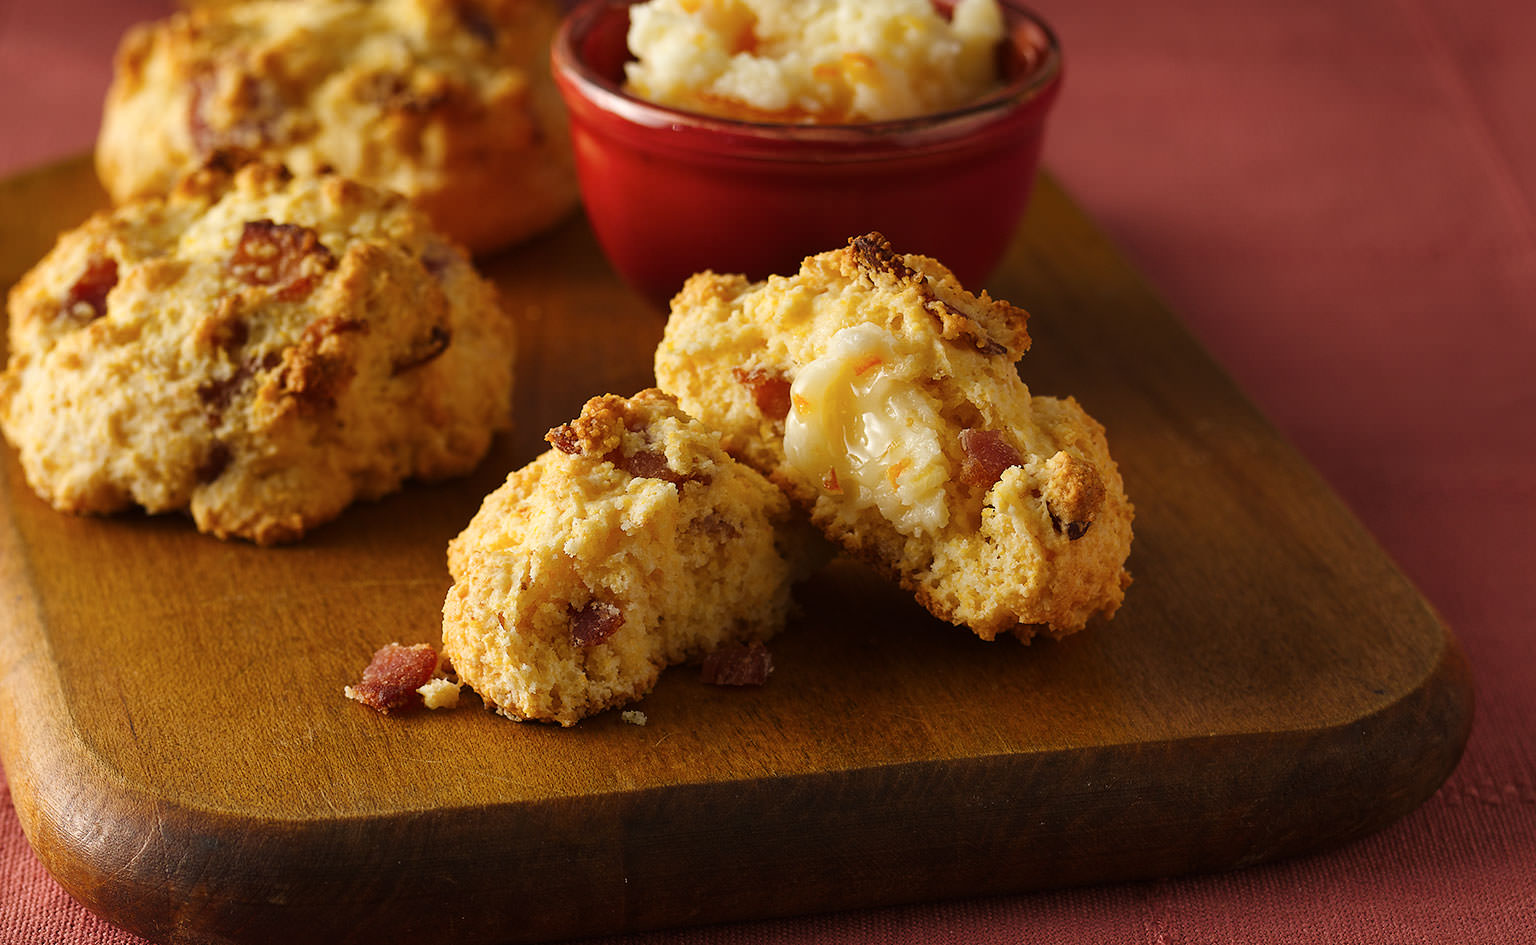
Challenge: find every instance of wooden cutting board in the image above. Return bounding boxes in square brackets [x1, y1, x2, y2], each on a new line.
[0, 156, 1472, 945]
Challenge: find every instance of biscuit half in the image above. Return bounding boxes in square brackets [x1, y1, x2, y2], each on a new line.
[441, 389, 817, 726]
[655, 233, 1134, 640]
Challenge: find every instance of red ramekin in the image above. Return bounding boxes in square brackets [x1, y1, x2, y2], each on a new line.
[551, 0, 1063, 306]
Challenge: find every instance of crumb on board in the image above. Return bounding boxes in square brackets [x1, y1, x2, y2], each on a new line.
[418, 676, 462, 710]
[621, 710, 648, 726]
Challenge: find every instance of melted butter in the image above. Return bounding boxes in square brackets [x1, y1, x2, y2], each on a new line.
[783, 325, 949, 536]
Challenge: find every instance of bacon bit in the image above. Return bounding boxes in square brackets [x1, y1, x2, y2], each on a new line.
[189, 71, 282, 156]
[345, 642, 439, 714]
[959, 428, 1023, 488]
[228, 220, 336, 301]
[608, 448, 708, 489]
[822, 468, 842, 493]
[850, 232, 917, 286]
[569, 601, 622, 648]
[195, 442, 232, 483]
[621, 449, 684, 482]
[64, 257, 118, 323]
[391, 325, 451, 375]
[547, 423, 582, 455]
[731, 367, 792, 421]
[197, 362, 253, 420]
[702, 641, 774, 687]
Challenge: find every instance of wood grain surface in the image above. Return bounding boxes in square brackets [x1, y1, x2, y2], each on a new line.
[0, 156, 1472, 945]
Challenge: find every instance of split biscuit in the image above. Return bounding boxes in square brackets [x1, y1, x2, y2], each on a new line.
[654, 232, 1133, 640]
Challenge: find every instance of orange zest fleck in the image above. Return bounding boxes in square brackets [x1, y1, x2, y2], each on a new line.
[852, 355, 884, 377]
[841, 52, 878, 81]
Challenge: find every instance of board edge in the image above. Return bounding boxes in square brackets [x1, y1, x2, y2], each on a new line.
[2, 597, 1472, 945]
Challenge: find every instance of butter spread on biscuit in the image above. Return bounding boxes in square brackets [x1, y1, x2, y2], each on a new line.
[783, 324, 949, 535]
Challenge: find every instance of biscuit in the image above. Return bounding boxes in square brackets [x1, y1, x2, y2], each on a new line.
[0, 160, 515, 544]
[441, 389, 814, 726]
[654, 233, 1133, 641]
[96, 0, 577, 254]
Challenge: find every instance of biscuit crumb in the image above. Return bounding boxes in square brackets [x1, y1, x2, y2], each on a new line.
[621, 710, 648, 726]
[417, 677, 462, 710]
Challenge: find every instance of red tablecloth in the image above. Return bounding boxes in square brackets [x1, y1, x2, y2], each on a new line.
[2, 0, 1532, 942]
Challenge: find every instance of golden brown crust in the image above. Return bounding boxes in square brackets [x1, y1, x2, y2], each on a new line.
[544, 391, 659, 457]
[0, 160, 515, 544]
[655, 233, 1133, 640]
[96, 0, 578, 253]
[846, 232, 1030, 359]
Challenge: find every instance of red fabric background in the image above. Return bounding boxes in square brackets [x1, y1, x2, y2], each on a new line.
[2, 0, 1532, 941]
